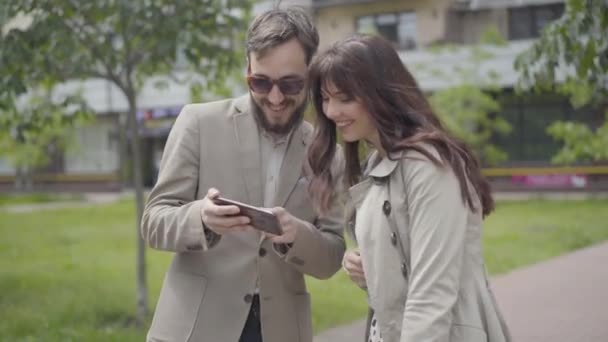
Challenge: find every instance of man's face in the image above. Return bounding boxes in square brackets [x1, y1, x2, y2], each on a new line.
[248, 38, 308, 134]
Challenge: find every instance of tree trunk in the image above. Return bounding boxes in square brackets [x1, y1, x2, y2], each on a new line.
[126, 93, 148, 326]
[24, 166, 33, 192]
[15, 165, 33, 192]
[14, 165, 24, 191]
[118, 112, 130, 188]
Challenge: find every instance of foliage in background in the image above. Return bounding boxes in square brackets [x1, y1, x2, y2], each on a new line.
[515, 0, 608, 164]
[420, 27, 512, 165]
[0, 91, 93, 190]
[0, 0, 252, 324]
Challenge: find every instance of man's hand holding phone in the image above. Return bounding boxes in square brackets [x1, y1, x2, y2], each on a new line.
[202, 188, 302, 245]
[200, 188, 253, 235]
[265, 207, 301, 244]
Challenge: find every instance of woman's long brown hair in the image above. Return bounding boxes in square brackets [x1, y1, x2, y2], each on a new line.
[307, 35, 494, 217]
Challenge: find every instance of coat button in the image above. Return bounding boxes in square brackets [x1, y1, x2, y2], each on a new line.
[401, 262, 408, 278]
[244, 294, 253, 303]
[259, 248, 267, 257]
[390, 232, 397, 246]
[382, 200, 391, 216]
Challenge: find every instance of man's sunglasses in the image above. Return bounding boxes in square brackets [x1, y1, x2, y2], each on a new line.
[246, 75, 305, 96]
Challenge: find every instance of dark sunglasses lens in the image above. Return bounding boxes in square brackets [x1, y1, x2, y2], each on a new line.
[248, 77, 273, 94]
[278, 80, 304, 95]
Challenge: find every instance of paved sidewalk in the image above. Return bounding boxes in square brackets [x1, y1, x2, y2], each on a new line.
[315, 241, 608, 342]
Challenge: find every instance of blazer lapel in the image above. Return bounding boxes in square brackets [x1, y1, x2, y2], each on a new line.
[233, 97, 264, 206]
[274, 124, 306, 207]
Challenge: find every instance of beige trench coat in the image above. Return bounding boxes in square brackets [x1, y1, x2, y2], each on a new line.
[348, 148, 511, 342]
[141, 95, 346, 342]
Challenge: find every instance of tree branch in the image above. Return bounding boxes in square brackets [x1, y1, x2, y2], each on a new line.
[60, 0, 123, 81]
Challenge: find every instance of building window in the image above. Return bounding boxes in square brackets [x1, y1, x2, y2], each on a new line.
[508, 3, 565, 40]
[356, 11, 417, 50]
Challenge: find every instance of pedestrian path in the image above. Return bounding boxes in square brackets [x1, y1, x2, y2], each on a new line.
[315, 241, 608, 342]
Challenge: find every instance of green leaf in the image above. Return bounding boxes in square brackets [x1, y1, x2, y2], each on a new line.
[578, 39, 596, 78]
[568, 0, 584, 13]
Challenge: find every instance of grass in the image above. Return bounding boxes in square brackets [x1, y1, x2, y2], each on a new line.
[1, 198, 607, 340]
[0, 193, 83, 206]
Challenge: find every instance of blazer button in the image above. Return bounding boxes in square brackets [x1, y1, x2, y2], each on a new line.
[382, 200, 391, 216]
[244, 294, 253, 303]
[390, 232, 397, 246]
[259, 247, 267, 257]
[401, 262, 408, 278]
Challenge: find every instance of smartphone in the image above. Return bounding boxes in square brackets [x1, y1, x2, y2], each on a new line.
[213, 197, 283, 235]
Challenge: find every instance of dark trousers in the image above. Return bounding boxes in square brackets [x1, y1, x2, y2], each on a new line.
[239, 294, 262, 342]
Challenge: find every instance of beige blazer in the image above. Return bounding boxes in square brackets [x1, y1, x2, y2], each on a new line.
[349, 148, 511, 342]
[141, 95, 346, 342]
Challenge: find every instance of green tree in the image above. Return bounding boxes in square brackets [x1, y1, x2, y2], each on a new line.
[515, 0, 608, 164]
[421, 27, 512, 165]
[0, 0, 252, 324]
[0, 91, 93, 191]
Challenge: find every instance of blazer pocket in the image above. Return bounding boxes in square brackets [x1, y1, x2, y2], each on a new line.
[148, 270, 208, 341]
[451, 323, 488, 342]
[295, 293, 313, 342]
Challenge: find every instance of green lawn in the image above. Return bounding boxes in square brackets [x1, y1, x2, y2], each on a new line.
[1, 198, 607, 341]
[0, 193, 83, 206]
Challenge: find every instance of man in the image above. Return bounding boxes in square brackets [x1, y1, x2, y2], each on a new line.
[141, 8, 345, 342]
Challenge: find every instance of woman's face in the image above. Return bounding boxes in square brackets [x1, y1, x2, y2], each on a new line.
[321, 81, 379, 145]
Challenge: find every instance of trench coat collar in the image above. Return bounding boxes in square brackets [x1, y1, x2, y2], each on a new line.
[347, 150, 404, 211]
[367, 150, 405, 179]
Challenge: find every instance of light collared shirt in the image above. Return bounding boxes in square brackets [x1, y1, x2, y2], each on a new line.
[255, 128, 293, 294]
[260, 129, 293, 208]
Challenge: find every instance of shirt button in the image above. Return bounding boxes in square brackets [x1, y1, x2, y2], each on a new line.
[259, 247, 267, 257]
[244, 294, 253, 303]
[401, 262, 408, 278]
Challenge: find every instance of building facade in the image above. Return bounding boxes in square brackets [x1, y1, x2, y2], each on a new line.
[1, 0, 605, 192]
[311, 0, 607, 191]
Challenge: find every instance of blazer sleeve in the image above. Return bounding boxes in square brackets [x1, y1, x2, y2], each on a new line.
[399, 155, 468, 342]
[140, 104, 213, 253]
[273, 146, 347, 279]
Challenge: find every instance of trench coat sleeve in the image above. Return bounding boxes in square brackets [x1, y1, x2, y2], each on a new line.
[140, 105, 216, 253]
[399, 156, 468, 342]
[272, 148, 347, 279]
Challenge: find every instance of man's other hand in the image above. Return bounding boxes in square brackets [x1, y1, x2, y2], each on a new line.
[264, 207, 301, 244]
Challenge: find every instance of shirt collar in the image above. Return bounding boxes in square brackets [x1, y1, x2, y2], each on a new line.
[261, 129, 293, 147]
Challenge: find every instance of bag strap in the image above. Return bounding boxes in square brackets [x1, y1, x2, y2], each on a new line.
[383, 174, 411, 279]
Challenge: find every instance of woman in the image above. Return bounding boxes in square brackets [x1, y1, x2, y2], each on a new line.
[307, 35, 511, 342]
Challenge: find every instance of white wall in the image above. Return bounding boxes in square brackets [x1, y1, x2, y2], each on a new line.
[64, 120, 120, 174]
[0, 158, 16, 175]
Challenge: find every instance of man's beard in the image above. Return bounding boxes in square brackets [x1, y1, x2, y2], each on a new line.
[250, 95, 307, 135]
